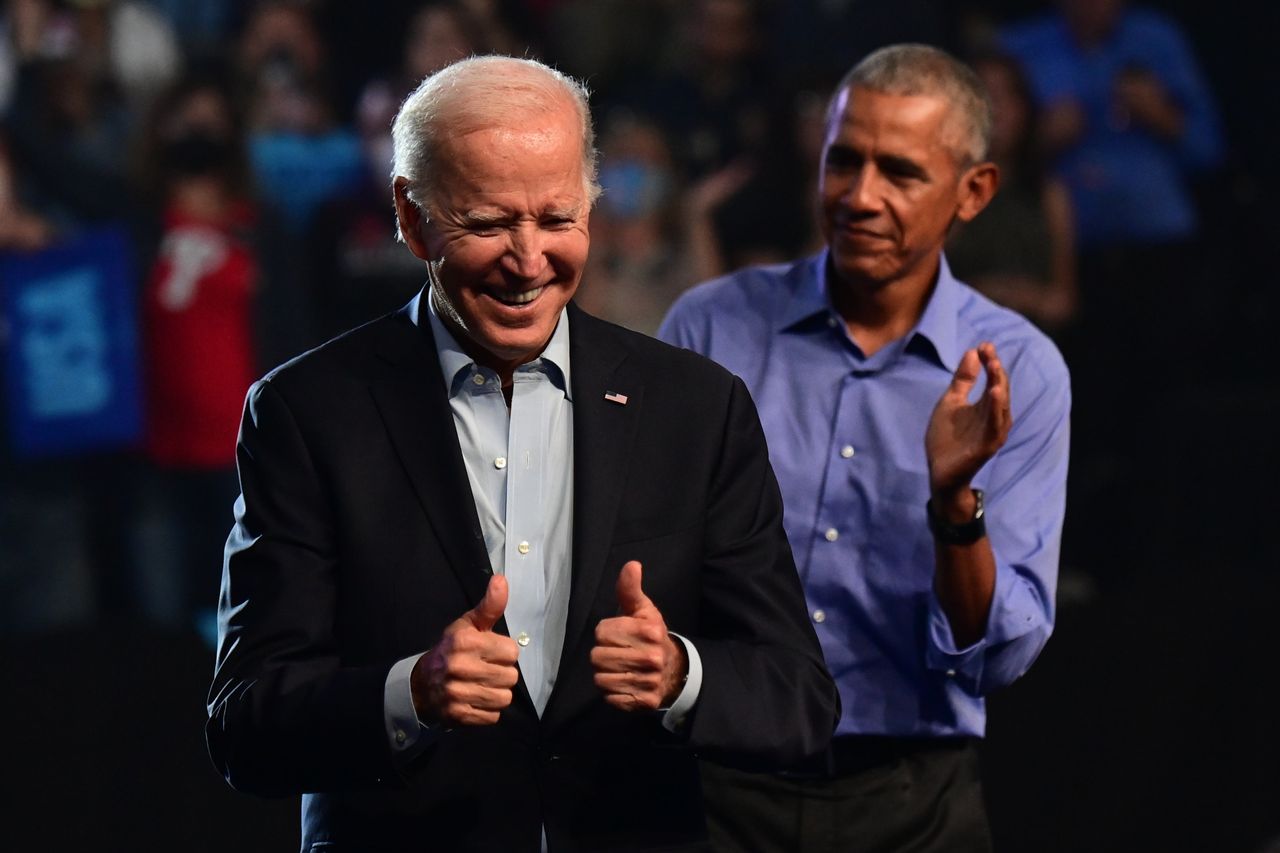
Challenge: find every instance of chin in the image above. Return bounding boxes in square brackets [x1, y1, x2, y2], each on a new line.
[831, 255, 890, 286]
[477, 329, 553, 363]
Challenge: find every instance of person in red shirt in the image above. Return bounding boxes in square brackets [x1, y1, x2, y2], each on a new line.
[134, 70, 308, 638]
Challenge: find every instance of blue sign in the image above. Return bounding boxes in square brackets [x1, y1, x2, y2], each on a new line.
[1, 227, 143, 458]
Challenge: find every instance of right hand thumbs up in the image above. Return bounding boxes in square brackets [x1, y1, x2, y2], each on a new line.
[467, 573, 509, 631]
[411, 574, 520, 726]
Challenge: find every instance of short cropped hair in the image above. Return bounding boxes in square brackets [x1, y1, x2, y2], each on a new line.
[829, 44, 993, 166]
[391, 55, 601, 229]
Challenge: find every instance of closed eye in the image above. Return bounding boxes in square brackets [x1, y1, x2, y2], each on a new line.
[462, 216, 509, 236]
[877, 155, 928, 183]
[824, 145, 862, 172]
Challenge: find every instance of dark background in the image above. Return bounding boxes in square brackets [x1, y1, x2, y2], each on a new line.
[4, 0, 1278, 850]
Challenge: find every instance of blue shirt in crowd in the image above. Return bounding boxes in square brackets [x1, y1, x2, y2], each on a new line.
[659, 253, 1070, 739]
[1000, 8, 1222, 247]
[249, 129, 365, 232]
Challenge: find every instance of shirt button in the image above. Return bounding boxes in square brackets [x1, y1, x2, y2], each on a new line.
[812, 609, 826, 623]
[494, 456, 507, 469]
[472, 373, 486, 386]
[518, 541, 530, 555]
[840, 445, 855, 458]
[395, 729, 406, 745]
[516, 632, 531, 647]
[824, 527, 839, 542]
[946, 669, 957, 677]
[827, 316, 838, 328]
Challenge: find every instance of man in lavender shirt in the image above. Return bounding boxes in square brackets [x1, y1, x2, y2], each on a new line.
[661, 44, 1070, 852]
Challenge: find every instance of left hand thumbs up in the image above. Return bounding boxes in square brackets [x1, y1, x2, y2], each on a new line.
[616, 560, 654, 617]
[590, 561, 687, 712]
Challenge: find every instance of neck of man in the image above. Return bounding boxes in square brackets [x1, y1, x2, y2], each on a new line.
[828, 253, 940, 358]
[429, 282, 545, 403]
[171, 177, 232, 221]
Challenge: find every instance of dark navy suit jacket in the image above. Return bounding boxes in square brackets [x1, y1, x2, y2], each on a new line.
[207, 298, 837, 852]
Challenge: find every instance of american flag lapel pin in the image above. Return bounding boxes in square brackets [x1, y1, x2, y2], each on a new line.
[604, 391, 629, 405]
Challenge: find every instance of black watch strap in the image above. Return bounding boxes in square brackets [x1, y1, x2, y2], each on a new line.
[926, 488, 986, 545]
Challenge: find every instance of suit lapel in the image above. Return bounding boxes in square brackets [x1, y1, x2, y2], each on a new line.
[368, 307, 495, 609]
[556, 306, 646, 696]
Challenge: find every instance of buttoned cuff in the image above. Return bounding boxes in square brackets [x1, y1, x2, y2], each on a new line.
[660, 633, 703, 733]
[384, 653, 437, 764]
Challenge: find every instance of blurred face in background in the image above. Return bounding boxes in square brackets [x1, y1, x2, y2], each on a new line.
[404, 6, 478, 80]
[1062, 0, 1123, 44]
[157, 86, 241, 186]
[239, 4, 325, 81]
[597, 117, 674, 225]
[240, 3, 329, 133]
[692, 0, 757, 66]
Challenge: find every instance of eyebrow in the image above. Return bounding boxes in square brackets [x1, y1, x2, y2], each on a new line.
[460, 204, 584, 225]
[460, 210, 510, 226]
[544, 204, 584, 220]
[824, 145, 929, 181]
[877, 154, 929, 180]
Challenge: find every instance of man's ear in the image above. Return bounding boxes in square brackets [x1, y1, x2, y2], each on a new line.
[393, 176, 432, 261]
[955, 161, 999, 224]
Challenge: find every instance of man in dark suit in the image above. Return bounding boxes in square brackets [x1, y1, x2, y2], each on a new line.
[206, 55, 839, 851]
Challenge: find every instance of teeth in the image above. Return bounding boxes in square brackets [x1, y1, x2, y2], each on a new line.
[492, 287, 543, 305]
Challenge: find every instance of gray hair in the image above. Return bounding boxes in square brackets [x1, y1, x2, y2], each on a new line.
[829, 44, 993, 166]
[391, 55, 601, 237]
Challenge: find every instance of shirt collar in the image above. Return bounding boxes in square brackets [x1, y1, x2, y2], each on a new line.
[775, 252, 833, 332]
[908, 253, 963, 373]
[416, 286, 573, 399]
[779, 249, 963, 372]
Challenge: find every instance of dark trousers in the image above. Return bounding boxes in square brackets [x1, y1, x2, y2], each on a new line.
[700, 738, 991, 853]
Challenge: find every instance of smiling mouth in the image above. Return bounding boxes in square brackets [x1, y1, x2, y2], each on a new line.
[487, 286, 544, 306]
[838, 224, 889, 238]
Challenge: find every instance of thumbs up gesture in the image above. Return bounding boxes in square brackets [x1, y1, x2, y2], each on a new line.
[411, 574, 520, 726]
[590, 561, 687, 712]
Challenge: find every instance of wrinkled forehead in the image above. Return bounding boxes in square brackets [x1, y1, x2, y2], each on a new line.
[826, 85, 971, 161]
[441, 123, 584, 186]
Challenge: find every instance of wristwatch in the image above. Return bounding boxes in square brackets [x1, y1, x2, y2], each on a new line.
[926, 488, 986, 545]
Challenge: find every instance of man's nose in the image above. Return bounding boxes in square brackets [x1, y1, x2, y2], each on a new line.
[842, 167, 884, 213]
[503, 225, 548, 280]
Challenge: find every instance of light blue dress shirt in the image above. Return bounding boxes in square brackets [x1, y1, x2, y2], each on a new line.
[660, 252, 1070, 739]
[430, 289, 575, 716]
[384, 289, 701, 758]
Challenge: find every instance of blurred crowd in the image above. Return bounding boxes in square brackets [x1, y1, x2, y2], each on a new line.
[0, 0, 1231, 640]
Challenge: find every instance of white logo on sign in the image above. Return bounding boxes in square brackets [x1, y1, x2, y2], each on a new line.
[157, 226, 229, 310]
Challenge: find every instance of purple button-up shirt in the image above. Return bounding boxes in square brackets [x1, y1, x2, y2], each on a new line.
[659, 252, 1070, 738]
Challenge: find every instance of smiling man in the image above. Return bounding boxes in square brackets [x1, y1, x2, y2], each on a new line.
[661, 45, 1071, 852]
[205, 56, 838, 852]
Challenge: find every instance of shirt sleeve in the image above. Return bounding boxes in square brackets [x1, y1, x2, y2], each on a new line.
[384, 653, 439, 764]
[656, 290, 707, 352]
[925, 351, 1071, 696]
[660, 633, 704, 733]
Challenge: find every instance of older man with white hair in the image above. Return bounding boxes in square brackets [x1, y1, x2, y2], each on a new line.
[206, 55, 839, 851]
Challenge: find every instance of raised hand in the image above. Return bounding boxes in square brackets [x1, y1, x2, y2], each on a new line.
[411, 574, 520, 726]
[925, 342, 1011, 507]
[591, 561, 687, 713]
[1113, 67, 1183, 138]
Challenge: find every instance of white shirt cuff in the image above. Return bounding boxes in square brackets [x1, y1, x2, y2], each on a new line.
[660, 632, 703, 733]
[384, 652, 433, 762]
